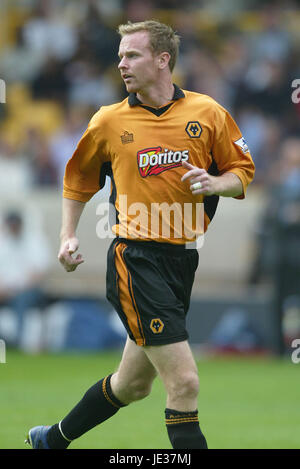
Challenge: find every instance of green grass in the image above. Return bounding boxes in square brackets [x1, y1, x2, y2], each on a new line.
[0, 349, 299, 449]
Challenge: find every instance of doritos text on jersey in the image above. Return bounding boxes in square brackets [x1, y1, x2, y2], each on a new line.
[137, 147, 189, 178]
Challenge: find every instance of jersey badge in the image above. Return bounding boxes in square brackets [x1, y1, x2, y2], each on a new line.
[185, 121, 202, 138]
[121, 131, 134, 144]
[234, 137, 249, 153]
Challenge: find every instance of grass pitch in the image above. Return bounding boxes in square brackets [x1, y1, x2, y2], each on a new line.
[0, 349, 299, 449]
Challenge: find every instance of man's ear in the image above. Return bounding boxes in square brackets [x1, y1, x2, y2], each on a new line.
[158, 52, 171, 70]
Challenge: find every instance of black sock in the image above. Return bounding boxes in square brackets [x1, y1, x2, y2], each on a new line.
[47, 374, 126, 449]
[165, 408, 208, 449]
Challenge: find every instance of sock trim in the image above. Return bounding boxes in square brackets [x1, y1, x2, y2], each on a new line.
[166, 417, 199, 425]
[102, 374, 125, 409]
[58, 420, 73, 442]
[165, 408, 199, 425]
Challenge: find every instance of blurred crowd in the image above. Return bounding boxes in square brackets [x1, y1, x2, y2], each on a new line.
[0, 0, 300, 193]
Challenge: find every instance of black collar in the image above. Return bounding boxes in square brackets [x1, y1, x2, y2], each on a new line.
[128, 84, 185, 107]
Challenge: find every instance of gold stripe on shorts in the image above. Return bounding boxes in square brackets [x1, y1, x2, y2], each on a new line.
[115, 242, 145, 346]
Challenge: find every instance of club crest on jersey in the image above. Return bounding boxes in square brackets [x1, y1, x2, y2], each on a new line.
[185, 121, 202, 138]
[137, 146, 189, 178]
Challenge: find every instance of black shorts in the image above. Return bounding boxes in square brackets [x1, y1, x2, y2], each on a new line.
[106, 237, 199, 346]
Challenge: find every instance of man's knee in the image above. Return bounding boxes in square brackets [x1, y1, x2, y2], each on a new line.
[112, 373, 154, 404]
[128, 378, 153, 402]
[168, 371, 199, 401]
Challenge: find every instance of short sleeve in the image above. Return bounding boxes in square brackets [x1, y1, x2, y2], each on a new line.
[211, 107, 255, 199]
[63, 111, 109, 202]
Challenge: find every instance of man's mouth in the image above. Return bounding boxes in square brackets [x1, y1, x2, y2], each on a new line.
[123, 74, 133, 81]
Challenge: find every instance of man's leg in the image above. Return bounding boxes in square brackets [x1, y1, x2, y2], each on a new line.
[144, 340, 208, 449]
[110, 336, 157, 404]
[45, 336, 156, 448]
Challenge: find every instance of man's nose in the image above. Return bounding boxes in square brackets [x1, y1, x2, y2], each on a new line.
[118, 57, 127, 70]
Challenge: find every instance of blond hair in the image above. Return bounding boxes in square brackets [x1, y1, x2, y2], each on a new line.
[117, 20, 180, 72]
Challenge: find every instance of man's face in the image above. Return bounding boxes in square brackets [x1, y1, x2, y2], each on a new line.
[118, 31, 159, 94]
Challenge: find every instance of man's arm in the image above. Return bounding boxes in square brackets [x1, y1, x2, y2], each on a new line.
[181, 161, 243, 197]
[58, 198, 86, 272]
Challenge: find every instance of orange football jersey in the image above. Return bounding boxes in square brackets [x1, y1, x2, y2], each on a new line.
[63, 86, 255, 244]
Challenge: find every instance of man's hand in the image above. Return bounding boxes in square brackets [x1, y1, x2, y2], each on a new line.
[58, 237, 84, 272]
[181, 161, 217, 196]
[181, 160, 243, 198]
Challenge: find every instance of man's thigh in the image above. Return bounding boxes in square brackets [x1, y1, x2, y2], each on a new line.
[144, 340, 198, 383]
[143, 340, 199, 411]
[112, 336, 157, 393]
